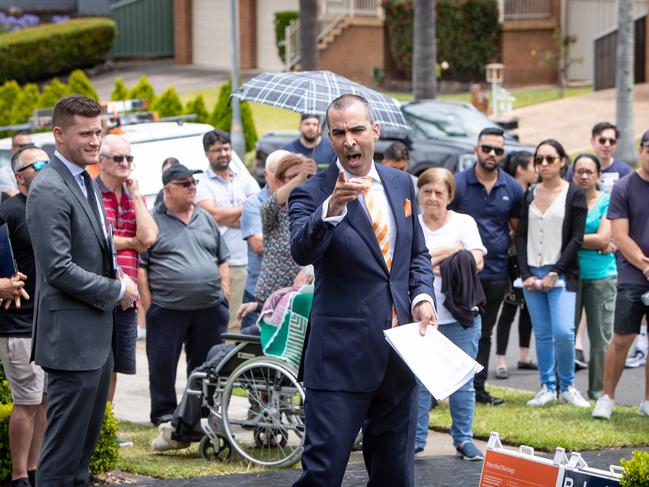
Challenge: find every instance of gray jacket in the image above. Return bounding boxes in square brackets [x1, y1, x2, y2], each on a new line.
[26, 157, 122, 371]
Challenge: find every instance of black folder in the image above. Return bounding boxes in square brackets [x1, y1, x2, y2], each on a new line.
[0, 223, 17, 278]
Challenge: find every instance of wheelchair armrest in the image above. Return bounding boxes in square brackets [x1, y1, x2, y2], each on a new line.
[221, 332, 261, 344]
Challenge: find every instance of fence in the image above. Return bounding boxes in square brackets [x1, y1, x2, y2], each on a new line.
[109, 0, 174, 58]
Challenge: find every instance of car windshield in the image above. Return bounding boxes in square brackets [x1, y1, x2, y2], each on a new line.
[402, 103, 498, 139]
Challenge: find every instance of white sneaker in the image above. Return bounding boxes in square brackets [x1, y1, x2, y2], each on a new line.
[527, 385, 557, 407]
[592, 394, 615, 420]
[625, 349, 646, 368]
[639, 400, 649, 416]
[559, 386, 590, 408]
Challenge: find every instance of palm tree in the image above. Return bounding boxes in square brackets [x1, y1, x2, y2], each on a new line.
[413, 0, 436, 100]
[300, 0, 318, 71]
[615, 0, 635, 163]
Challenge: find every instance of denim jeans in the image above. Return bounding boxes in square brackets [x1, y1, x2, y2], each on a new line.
[522, 265, 576, 393]
[416, 317, 481, 448]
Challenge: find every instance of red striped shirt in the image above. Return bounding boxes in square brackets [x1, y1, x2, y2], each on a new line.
[96, 176, 141, 282]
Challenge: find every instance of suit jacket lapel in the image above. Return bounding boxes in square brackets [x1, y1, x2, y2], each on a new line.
[51, 157, 107, 252]
[377, 164, 403, 268]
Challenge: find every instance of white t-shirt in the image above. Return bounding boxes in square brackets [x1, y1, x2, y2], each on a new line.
[419, 212, 486, 325]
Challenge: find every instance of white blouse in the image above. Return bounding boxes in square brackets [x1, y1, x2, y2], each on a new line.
[527, 185, 568, 267]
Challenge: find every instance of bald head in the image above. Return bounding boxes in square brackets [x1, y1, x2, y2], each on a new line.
[264, 149, 290, 192]
[326, 94, 374, 128]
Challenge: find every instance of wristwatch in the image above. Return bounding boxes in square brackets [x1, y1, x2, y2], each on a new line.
[548, 271, 559, 280]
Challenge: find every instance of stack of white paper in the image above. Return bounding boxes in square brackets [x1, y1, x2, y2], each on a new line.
[384, 322, 484, 400]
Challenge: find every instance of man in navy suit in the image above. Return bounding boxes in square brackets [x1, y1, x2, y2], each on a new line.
[289, 94, 436, 486]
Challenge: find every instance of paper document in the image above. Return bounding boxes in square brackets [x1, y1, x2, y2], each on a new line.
[384, 322, 483, 400]
[513, 277, 565, 288]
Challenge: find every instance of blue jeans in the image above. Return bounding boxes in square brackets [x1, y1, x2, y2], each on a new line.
[415, 317, 481, 448]
[522, 265, 576, 392]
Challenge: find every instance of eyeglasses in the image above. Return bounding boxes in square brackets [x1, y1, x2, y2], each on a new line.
[597, 137, 617, 146]
[104, 154, 134, 164]
[170, 179, 199, 188]
[534, 155, 559, 165]
[479, 144, 505, 156]
[575, 169, 597, 176]
[17, 160, 48, 172]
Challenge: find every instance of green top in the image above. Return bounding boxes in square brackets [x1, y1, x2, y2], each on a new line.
[578, 192, 617, 280]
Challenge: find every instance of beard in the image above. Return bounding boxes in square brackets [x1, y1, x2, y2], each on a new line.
[477, 155, 499, 172]
[302, 132, 318, 144]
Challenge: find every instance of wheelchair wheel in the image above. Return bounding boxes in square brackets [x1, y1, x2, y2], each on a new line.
[221, 357, 305, 468]
[199, 434, 233, 462]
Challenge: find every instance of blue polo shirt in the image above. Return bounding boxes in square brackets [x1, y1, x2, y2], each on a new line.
[449, 165, 524, 280]
[282, 138, 336, 171]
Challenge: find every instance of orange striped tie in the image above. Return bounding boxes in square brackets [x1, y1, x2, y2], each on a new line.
[363, 177, 392, 270]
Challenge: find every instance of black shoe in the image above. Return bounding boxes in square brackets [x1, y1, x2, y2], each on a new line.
[575, 349, 588, 370]
[476, 389, 505, 406]
[517, 360, 538, 370]
[11, 478, 31, 487]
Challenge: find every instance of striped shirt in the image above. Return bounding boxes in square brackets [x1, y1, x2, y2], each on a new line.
[96, 176, 140, 281]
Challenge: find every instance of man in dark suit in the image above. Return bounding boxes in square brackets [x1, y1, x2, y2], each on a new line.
[289, 94, 436, 486]
[26, 95, 139, 486]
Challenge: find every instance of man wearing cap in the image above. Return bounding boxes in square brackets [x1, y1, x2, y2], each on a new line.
[592, 130, 649, 420]
[283, 114, 336, 171]
[139, 164, 230, 426]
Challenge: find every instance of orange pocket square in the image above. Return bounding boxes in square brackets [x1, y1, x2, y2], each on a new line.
[404, 198, 412, 218]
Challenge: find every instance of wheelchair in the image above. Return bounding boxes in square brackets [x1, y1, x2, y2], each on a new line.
[176, 332, 306, 468]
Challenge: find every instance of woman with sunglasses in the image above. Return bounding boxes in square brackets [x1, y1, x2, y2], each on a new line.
[571, 154, 617, 400]
[516, 139, 589, 408]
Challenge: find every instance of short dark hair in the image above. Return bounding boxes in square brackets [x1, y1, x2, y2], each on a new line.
[300, 113, 319, 122]
[326, 94, 374, 127]
[203, 129, 230, 151]
[573, 153, 601, 174]
[591, 122, 619, 139]
[11, 130, 31, 143]
[11, 144, 39, 173]
[503, 150, 533, 177]
[535, 138, 570, 164]
[477, 127, 505, 143]
[51, 95, 102, 129]
[384, 141, 409, 161]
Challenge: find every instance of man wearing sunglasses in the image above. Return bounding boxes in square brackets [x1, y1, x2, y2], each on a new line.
[565, 122, 632, 194]
[95, 134, 159, 438]
[449, 127, 525, 406]
[139, 164, 230, 426]
[0, 145, 47, 487]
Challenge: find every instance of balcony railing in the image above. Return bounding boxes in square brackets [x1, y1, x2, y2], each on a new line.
[504, 0, 551, 20]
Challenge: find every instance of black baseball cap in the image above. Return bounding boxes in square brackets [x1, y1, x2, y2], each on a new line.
[162, 164, 202, 185]
[641, 130, 649, 147]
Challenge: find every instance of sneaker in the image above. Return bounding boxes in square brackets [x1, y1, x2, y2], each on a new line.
[456, 441, 484, 461]
[639, 400, 649, 416]
[495, 366, 509, 380]
[592, 394, 615, 420]
[115, 436, 134, 448]
[414, 445, 425, 455]
[625, 349, 647, 368]
[150, 421, 190, 451]
[575, 349, 588, 370]
[517, 360, 538, 370]
[476, 389, 505, 406]
[527, 385, 557, 407]
[559, 386, 590, 408]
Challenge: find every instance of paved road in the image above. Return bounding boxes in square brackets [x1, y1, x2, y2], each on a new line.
[109, 447, 647, 486]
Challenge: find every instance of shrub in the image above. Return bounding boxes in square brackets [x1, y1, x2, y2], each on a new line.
[67, 69, 98, 101]
[0, 80, 21, 126]
[111, 78, 128, 101]
[209, 79, 258, 153]
[274, 11, 299, 64]
[37, 78, 69, 109]
[11, 82, 39, 124]
[89, 403, 119, 478]
[0, 363, 11, 405]
[0, 18, 116, 84]
[185, 94, 209, 124]
[128, 75, 156, 108]
[152, 86, 183, 118]
[621, 450, 649, 487]
[0, 403, 12, 482]
[382, 0, 498, 82]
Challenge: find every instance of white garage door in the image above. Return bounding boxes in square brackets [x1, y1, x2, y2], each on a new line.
[193, 0, 231, 69]
[257, 0, 299, 71]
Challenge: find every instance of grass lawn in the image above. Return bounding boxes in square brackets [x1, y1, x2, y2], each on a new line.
[116, 421, 268, 479]
[429, 386, 649, 452]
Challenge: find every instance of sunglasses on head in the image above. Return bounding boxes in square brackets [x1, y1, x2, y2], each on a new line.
[480, 144, 505, 156]
[534, 155, 559, 165]
[106, 155, 134, 163]
[170, 179, 199, 188]
[18, 160, 48, 172]
[597, 137, 617, 146]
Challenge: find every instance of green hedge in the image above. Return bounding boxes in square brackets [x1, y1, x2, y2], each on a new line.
[0, 403, 12, 482]
[209, 79, 258, 153]
[274, 11, 299, 64]
[0, 18, 116, 84]
[382, 0, 498, 82]
[621, 450, 649, 487]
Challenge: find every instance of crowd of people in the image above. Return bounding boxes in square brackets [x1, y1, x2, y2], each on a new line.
[0, 91, 646, 487]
